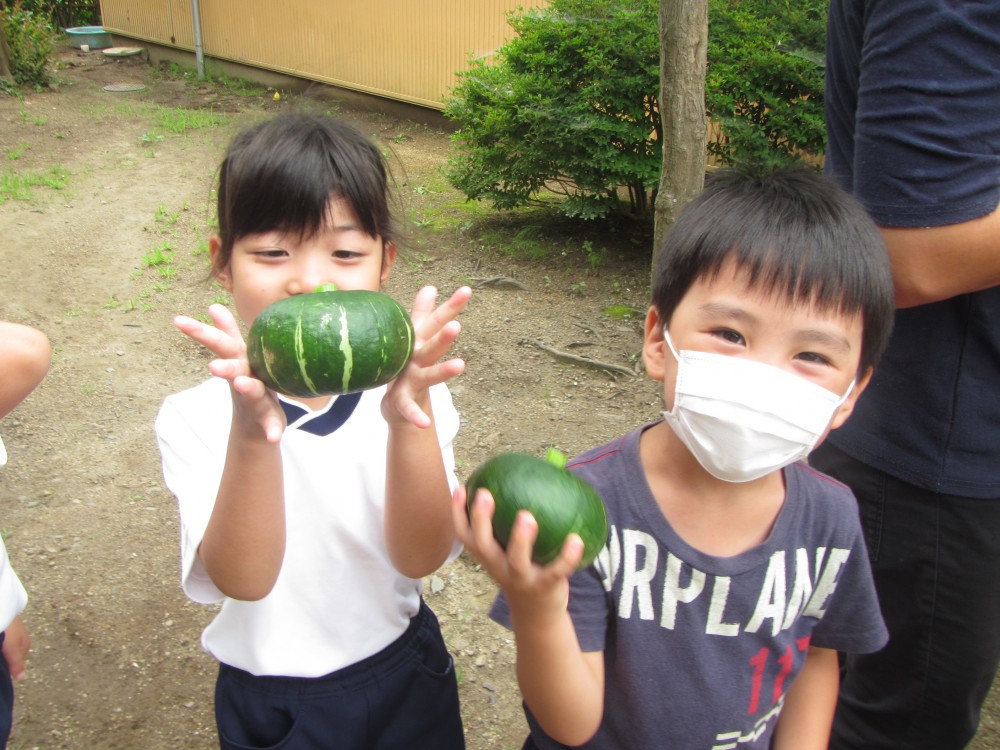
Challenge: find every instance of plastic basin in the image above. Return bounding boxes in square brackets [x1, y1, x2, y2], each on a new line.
[65, 26, 113, 50]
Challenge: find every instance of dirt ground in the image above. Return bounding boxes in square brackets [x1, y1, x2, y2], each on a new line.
[0, 44, 997, 750]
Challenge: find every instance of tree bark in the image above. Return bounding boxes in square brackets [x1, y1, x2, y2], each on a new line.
[652, 0, 708, 281]
[0, 25, 14, 83]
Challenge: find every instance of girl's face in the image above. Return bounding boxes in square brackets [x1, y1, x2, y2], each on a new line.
[211, 198, 396, 327]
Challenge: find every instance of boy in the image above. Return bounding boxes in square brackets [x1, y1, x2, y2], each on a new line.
[453, 167, 894, 749]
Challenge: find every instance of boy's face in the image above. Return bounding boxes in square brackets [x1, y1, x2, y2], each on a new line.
[210, 198, 395, 328]
[644, 259, 871, 439]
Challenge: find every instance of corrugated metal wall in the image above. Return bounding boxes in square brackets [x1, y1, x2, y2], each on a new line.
[99, 0, 549, 109]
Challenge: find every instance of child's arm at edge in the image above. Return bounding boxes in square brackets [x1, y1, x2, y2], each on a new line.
[383, 286, 470, 579]
[771, 645, 839, 750]
[453, 487, 605, 745]
[0, 322, 51, 419]
[1, 615, 29, 681]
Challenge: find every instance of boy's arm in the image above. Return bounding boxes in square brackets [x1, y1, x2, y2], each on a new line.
[510, 600, 605, 745]
[771, 645, 839, 750]
[454, 488, 605, 745]
[383, 286, 470, 579]
[0, 322, 51, 419]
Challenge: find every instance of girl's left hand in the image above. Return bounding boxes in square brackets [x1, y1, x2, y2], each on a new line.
[382, 285, 471, 428]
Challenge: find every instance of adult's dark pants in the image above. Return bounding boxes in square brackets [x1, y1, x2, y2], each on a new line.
[810, 442, 1000, 750]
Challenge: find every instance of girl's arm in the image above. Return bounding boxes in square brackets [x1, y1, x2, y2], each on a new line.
[453, 488, 606, 745]
[382, 286, 470, 579]
[0, 322, 51, 419]
[772, 645, 840, 750]
[173, 305, 287, 601]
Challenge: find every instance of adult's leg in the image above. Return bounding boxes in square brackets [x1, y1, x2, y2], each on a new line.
[810, 443, 1000, 750]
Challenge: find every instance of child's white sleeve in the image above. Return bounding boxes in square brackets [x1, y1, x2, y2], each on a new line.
[0, 435, 27, 630]
[431, 384, 464, 563]
[0, 539, 27, 633]
[154, 392, 228, 604]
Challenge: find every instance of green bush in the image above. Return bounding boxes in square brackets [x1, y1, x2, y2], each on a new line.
[706, 0, 827, 167]
[1, 0, 97, 28]
[444, 0, 827, 219]
[2, 2, 55, 89]
[444, 0, 661, 220]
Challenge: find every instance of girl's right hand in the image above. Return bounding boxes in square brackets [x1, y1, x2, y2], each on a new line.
[173, 304, 287, 442]
[452, 485, 583, 619]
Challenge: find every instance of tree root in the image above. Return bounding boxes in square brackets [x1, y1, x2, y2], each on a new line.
[471, 276, 530, 290]
[520, 338, 635, 377]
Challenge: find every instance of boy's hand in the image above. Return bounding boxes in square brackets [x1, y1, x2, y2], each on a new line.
[452, 486, 584, 619]
[2, 615, 30, 681]
[173, 304, 286, 443]
[382, 286, 471, 429]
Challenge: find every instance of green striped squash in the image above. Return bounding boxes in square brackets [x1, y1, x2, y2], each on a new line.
[465, 449, 609, 569]
[246, 284, 415, 397]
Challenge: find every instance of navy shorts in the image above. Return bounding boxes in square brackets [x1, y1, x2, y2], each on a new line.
[214, 601, 464, 750]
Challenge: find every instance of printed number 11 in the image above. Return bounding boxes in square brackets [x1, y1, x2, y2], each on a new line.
[747, 636, 811, 714]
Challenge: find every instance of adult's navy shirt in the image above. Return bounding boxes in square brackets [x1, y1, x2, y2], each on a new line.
[824, 0, 1000, 497]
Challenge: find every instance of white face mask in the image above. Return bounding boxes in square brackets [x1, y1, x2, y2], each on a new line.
[661, 328, 854, 483]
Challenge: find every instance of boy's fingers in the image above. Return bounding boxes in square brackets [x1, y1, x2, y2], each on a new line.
[468, 489, 503, 555]
[506, 510, 540, 575]
[550, 533, 585, 577]
[450, 486, 472, 544]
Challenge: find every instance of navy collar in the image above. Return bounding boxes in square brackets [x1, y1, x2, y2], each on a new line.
[279, 392, 362, 436]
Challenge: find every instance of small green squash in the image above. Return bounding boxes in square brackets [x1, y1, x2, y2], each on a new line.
[246, 284, 414, 397]
[465, 449, 609, 568]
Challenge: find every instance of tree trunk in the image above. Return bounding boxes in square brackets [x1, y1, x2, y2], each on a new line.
[0, 25, 14, 83]
[652, 0, 708, 281]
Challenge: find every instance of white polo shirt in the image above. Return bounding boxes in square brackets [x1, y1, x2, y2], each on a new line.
[155, 377, 461, 677]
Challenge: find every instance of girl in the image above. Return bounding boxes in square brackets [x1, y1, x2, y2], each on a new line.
[155, 113, 470, 749]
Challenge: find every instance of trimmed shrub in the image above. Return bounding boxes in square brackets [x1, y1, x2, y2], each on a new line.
[1, 2, 55, 89]
[444, 0, 661, 220]
[444, 0, 827, 219]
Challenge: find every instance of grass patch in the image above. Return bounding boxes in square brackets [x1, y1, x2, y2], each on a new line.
[155, 106, 229, 134]
[0, 166, 69, 203]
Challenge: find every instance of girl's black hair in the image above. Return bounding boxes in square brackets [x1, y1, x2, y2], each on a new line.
[212, 113, 396, 275]
[652, 165, 894, 374]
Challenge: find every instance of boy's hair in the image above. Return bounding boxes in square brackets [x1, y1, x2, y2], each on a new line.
[211, 113, 396, 276]
[652, 165, 894, 374]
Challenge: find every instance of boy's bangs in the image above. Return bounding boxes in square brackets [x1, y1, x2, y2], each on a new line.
[722, 241, 870, 321]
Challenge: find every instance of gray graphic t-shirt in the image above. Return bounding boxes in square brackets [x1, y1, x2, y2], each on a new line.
[493, 424, 887, 749]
